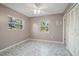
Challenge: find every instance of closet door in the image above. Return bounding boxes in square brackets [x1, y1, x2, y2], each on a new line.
[73, 4, 79, 55]
[65, 4, 76, 51]
[67, 6, 76, 54]
[65, 4, 79, 55]
[65, 10, 71, 49]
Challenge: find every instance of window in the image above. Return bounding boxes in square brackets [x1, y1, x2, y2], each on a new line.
[40, 18, 48, 32]
[8, 16, 24, 30]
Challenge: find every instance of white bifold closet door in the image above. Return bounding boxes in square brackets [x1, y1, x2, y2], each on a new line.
[65, 4, 79, 56]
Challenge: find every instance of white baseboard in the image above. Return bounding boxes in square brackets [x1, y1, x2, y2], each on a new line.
[29, 39, 64, 44]
[0, 39, 29, 53]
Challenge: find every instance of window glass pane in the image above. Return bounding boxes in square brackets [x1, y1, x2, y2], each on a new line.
[8, 16, 23, 30]
[40, 19, 48, 32]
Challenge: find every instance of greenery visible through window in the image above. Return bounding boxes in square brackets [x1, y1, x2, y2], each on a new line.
[8, 16, 23, 30]
[40, 18, 48, 32]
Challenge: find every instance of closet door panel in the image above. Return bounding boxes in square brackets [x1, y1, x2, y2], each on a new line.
[66, 4, 79, 55]
[73, 4, 79, 55]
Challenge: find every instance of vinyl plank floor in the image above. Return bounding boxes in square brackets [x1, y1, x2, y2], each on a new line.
[0, 40, 72, 56]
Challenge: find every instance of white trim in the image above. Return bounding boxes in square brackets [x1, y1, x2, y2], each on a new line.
[30, 39, 64, 44]
[0, 39, 29, 53]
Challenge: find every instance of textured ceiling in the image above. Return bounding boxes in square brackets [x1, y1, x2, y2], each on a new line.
[2, 3, 69, 17]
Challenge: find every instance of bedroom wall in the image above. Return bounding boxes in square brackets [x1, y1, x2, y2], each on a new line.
[0, 4, 30, 50]
[30, 14, 63, 42]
